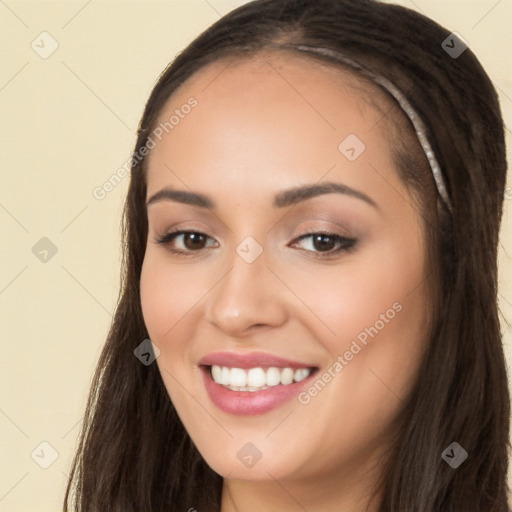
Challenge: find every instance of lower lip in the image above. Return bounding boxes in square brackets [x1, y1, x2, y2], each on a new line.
[201, 366, 315, 415]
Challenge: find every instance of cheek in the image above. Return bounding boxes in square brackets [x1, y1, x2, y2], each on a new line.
[140, 254, 202, 404]
[140, 258, 173, 341]
[140, 251, 211, 342]
[284, 232, 428, 419]
[279, 232, 427, 353]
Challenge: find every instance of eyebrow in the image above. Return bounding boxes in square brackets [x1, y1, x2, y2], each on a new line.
[146, 182, 377, 210]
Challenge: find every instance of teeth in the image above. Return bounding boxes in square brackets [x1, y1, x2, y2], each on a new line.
[247, 367, 266, 387]
[294, 368, 310, 382]
[210, 365, 312, 391]
[211, 365, 222, 383]
[230, 368, 247, 387]
[266, 367, 281, 386]
[280, 367, 294, 385]
[221, 367, 230, 385]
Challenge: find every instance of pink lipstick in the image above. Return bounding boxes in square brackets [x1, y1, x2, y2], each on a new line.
[199, 351, 317, 415]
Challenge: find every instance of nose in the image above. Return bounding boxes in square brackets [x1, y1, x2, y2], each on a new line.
[204, 248, 289, 338]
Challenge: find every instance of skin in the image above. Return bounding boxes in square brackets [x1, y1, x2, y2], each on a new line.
[140, 51, 431, 512]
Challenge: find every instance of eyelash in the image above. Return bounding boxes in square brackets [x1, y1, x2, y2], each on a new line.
[154, 229, 356, 258]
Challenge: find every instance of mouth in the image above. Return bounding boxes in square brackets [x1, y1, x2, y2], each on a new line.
[208, 364, 314, 391]
[198, 352, 319, 415]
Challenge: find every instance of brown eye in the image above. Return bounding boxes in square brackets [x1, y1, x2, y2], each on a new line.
[292, 232, 356, 255]
[312, 234, 337, 252]
[155, 230, 218, 254]
[182, 232, 207, 250]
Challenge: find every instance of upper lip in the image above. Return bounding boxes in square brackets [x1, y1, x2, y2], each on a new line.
[198, 351, 316, 369]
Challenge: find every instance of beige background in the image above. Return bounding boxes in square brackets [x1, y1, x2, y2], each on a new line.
[0, 1, 510, 510]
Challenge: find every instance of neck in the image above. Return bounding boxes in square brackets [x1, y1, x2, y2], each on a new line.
[220, 460, 385, 512]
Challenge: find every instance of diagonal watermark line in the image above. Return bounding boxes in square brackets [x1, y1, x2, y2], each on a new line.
[498, 291, 512, 309]
[368, 162, 434, 231]
[61, 417, 83, 440]
[0, 265, 28, 295]
[61, 0, 93, 29]
[0, 472, 29, 502]
[200, 59, 234, 93]
[493, 83, 512, 104]
[265, 410, 294, 438]
[164, 267, 233, 336]
[407, 0, 425, 14]
[368, 367, 405, 405]
[163, 163, 233, 232]
[498, 241, 510, 258]
[60, 204, 89, 233]
[225, 481, 241, 512]
[0, 62, 29, 92]
[163, 367, 234, 438]
[265, 265, 336, 335]
[0, 0, 29, 28]
[201, 0, 222, 17]
[471, 0, 502, 30]
[0, 201, 29, 232]
[406, 269, 434, 298]
[61, 61, 131, 130]
[368, 99, 401, 133]
[266, 61, 336, 131]
[0, 408, 29, 438]
[266, 164, 336, 234]
[61, 265, 112, 316]
[265, 471, 310, 511]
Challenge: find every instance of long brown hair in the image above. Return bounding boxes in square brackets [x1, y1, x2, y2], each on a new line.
[64, 1, 510, 510]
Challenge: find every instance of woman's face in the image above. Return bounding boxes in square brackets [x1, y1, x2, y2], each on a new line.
[140, 52, 430, 489]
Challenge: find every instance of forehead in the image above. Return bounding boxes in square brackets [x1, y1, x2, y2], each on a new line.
[159, 50, 383, 124]
[146, 50, 396, 178]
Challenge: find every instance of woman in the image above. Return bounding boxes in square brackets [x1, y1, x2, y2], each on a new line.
[64, 0, 511, 510]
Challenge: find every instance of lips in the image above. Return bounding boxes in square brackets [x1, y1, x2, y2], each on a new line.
[199, 351, 315, 369]
[198, 351, 318, 415]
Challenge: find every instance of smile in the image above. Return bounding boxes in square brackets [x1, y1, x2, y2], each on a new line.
[198, 352, 318, 415]
[210, 365, 312, 391]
